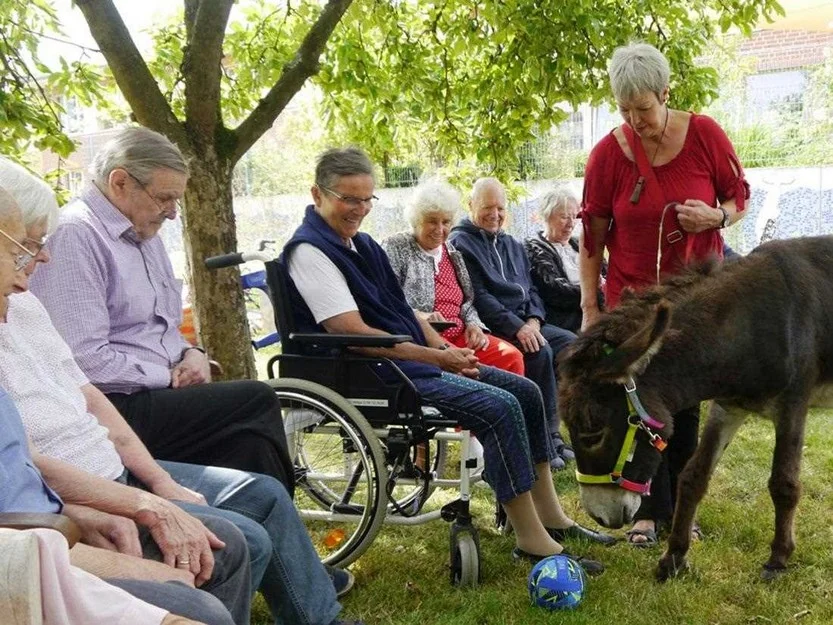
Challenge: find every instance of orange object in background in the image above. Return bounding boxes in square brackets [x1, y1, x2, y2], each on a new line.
[181, 306, 198, 345]
[323, 529, 346, 549]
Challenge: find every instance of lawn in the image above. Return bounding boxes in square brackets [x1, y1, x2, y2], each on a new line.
[250, 400, 833, 625]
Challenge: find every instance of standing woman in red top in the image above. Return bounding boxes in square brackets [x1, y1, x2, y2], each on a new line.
[578, 42, 749, 546]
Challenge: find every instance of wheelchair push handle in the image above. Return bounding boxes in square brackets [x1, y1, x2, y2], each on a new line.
[204, 250, 273, 269]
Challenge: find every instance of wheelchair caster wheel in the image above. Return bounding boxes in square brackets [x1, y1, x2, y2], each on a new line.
[450, 533, 480, 588]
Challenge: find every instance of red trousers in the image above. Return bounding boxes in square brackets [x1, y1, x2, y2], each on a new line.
[448, 333, 525, 375]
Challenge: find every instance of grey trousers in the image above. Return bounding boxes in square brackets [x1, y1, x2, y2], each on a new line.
[106, 578, 235, 625]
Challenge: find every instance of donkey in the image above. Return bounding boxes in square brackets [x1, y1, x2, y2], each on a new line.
[558, 236, 833, 582]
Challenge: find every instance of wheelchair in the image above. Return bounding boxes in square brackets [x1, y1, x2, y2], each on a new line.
[206, 250, 485, 587]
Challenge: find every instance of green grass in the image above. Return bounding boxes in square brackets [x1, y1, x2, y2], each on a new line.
[251, 407, 833, 625]
[251, 345, 833, 624]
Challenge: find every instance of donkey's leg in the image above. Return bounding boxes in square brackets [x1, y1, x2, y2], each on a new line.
[657, 402, 746, 582]
[762, 393, 808, 581]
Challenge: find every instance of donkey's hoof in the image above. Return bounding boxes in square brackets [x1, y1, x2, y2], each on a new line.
[760, 563, 788, 582]
[656, 552, 690, 582]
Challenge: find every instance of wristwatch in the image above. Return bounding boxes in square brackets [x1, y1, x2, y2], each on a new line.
[717, 205, 730, 229]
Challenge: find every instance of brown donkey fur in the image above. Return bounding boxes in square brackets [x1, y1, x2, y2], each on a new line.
[558, 236, 833, 581]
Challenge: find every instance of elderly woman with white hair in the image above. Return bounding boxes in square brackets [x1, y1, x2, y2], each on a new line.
[382, 179, 524, 374]
[524, 186, 604, 333]
[579, 42, 749, 547]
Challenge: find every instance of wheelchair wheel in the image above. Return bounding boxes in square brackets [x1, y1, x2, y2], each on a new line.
[269, 378, 388, 568]
[450, 533, 480, 588]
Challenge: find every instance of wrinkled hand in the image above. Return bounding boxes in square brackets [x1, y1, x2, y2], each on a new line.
[515, 319, 546, 353]
[151, 478, 208, 506]
[438, 346, 479, 378]
[675, 199, 722, 234]
[171, 349, 211, 388]
[464, 324, 489, 351]
[134, 494, 225, 587]
[581, 306, 601, 332]
[62, 505, 142, 557]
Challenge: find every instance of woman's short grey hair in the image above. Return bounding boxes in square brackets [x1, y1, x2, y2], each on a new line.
[538, 186, 579, 223]
[90, 126, 189, 186]
[0, 158, 59, 232]
[608, 42, 670, 102]
[315, 147, 375, 190]
[404, 178, 461, 230]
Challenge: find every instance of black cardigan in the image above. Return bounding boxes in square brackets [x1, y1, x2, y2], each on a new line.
[524, 232, 605, 333]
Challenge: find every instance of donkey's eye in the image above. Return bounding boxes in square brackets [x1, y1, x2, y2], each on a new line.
[579, 431, 604, 448]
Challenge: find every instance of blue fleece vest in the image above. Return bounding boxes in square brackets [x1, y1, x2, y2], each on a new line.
[282, 206, 441, 380]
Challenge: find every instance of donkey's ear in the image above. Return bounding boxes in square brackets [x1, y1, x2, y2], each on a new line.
[593, 301, 672, 383]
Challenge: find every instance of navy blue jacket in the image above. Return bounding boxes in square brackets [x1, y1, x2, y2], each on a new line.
[282, 206, 441, 380]
[448, 217, 546, 339]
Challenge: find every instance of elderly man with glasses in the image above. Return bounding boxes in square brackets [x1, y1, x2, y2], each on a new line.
[30, 127, 295, 493]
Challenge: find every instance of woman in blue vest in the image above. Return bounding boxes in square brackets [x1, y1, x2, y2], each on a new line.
[282, 147, 611, 571]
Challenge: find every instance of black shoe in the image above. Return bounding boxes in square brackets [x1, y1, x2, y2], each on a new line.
[552, 433, 575, 462]
[561, 550, 605, 576]
[512, 547, 605, 576]
[325, 565, 355, 598]
[548, 523, 618, 546]
[549, 454, 566, 471]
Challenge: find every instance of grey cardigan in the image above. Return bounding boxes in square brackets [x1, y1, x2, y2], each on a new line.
[381, 232, 486, 329]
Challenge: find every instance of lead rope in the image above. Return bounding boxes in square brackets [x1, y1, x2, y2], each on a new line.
[656, 202, 678, 284]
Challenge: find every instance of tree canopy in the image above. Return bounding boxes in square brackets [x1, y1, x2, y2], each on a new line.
[1, 0, 783, 377]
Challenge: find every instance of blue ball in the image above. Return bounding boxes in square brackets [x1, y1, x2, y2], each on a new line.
[528, 554, 586, 611]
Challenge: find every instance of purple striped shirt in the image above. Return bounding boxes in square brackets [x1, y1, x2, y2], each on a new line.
[30, 184, 190, 394]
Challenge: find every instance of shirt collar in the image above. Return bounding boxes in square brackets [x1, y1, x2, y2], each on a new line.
[81, 183, 138, 242]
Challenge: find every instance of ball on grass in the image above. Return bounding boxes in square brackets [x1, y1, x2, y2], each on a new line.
[528, 554, 586, 611]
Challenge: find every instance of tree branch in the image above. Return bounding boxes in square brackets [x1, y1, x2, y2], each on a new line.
[230, 0, 354, 163]
[73, 0, 188, 148]
[182, 0, 234, 144]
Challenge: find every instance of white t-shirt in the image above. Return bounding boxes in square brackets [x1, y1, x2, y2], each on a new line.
[286, 242, 359, 323]
[553, 241, 581, 285]
[0, 292, 124, 479]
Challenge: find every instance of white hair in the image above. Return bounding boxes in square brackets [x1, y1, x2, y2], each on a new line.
[538, 186, 579, 222]
[609, 42, 670, 102]
[404, 178, 461, 230]
[90, 126, 189, 186]
[0, 158, 59, 231]
[470, 177, 505, 207]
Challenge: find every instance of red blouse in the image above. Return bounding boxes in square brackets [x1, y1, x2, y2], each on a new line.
[434, 248, 466, 341]
[581, 114, 749, 308]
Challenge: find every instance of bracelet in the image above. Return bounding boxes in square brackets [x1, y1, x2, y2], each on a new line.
[438, 343, 451, 351]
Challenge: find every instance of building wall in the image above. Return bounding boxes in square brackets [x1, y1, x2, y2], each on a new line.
[739, 29, 833, 72]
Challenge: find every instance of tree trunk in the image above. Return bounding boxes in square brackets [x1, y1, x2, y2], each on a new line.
[182, 154, 255, 380]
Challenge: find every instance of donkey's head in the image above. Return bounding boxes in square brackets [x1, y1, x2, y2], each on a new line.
[558, 299, 674, 528]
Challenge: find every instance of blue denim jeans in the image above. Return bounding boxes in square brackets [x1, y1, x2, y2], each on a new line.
[413, 365, 555, 503]
[157, 461, 342, 625]
[506, 322, 576, 435]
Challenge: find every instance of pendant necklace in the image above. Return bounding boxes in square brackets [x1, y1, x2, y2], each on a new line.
[630, 106, 671, 204]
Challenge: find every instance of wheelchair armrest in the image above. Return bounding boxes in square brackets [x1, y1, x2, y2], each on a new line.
[288, 333, 412, 348]
[0, 513, 82, 548]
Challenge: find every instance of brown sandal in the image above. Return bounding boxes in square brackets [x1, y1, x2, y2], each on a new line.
[625, 527, 658, 548]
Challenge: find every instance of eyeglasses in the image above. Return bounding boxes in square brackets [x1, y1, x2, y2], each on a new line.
[126, 171, 182, 215]
[24, 234, 48, 256]
[320, 186, 378, 208]
[0, 227, 35, 271]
